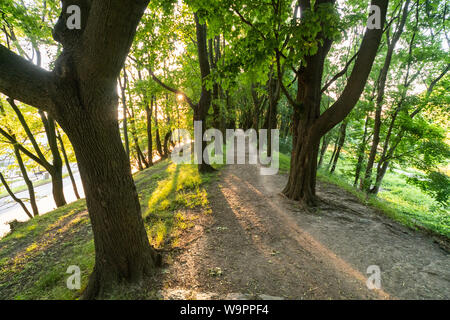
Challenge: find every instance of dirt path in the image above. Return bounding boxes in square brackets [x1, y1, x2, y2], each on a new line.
[157, 162, 450, 300]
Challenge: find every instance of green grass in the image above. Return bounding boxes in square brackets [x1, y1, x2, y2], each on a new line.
[278, 150, 449, 238]
[0, 159, 220, 299]
[143, 162, 216, 248]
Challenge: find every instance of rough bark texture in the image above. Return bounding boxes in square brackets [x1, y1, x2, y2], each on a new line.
[0, 0, 160, 298]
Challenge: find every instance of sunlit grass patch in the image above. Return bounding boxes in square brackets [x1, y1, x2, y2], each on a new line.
[144, 163, 215, 248]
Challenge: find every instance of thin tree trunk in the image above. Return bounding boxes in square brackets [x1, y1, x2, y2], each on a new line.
[318, 134, 329, 168]
[330, 121, 348, 174]
[0, 172, 33, 219]
[119, 69, 130, 160]
[5, 99, 66, 207]
[39, 111, 67, 207]
[154, 101, 163, 158]
[56, 131, 81, 199]
[362, 0, 411, 192]
[354, 114, 370, 187]
[14, 146, 39, 216]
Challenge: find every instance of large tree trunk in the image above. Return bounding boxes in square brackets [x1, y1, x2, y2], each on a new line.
[282, 40, 329, 205]
[194, 13, 215, 173]
[318, 134, 329, 168]
[57, 105, 160, 299]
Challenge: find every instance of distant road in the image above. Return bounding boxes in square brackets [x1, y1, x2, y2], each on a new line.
[0, 172, 85, 238]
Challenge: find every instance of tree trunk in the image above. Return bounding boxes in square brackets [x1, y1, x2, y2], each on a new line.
[5, 99, 66, 207]
[0, 172, 33, 219]
[362, 0, 410, 192]
[194, 13, 215, 173]
[0, 0, 159, 299]
[163, 131, 172, 158]
[330, 121, 347, 174]
[57, 106, 160, 299]
[354, 114, 369, 187]
[146, 96, 154, 166]
[282, 37, 329, 205]
[14, 146, 39, 217]
[40, 112, 67, 207]
[371, 160, 389, 195]
[154, 101, 163, 158]
[57, 131, 81, 200]
[318, 134, 329, 168]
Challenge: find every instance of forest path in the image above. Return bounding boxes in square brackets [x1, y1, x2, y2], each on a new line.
[157, 162, 450, 300]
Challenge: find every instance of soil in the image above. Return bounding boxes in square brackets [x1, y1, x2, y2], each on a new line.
[155, 161, 450, 300]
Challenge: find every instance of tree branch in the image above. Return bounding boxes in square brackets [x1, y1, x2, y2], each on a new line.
[148, 68, 196, 109]
[0, 44, 53, 111]
[313, 0, 389, 137]
[321, 50, 359, 93]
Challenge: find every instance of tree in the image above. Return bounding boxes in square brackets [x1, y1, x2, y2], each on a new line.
[0, 0, 160, 298]
[279, 0, 389, 205]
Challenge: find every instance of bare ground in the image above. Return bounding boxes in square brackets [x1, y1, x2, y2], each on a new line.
[155, 162, 450, 300]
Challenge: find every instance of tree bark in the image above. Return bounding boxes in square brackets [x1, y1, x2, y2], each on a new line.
[154, 100, 163, 158]
[194, 13, 215, 173]
[56, 103, 160, 299]
[0, 172, 33, 219]
[318, 134, 329, 168]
